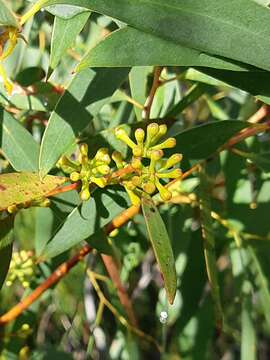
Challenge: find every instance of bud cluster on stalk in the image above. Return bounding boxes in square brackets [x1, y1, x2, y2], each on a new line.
[6, 251, 35, 288]
[58, 123, 182, 205]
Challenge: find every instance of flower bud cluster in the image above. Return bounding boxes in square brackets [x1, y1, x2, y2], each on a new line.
[115, 123, 182, 204]
[6, 251, 35, 288]
[57, 144, 111, 201]
[58, 123, 182, 205]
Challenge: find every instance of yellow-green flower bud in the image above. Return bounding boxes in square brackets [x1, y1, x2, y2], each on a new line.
[92, 177, 107, 188]
[131, 176, 142, 187]
[115, 128, 136, 149]
[112, 151, 124, 169]
[157, 168, 182, 179]
[161, 153, 183, 170]
[96, 165, 110, 175]
[95, 148, 111, 164]
[143, 182, 156, 194]
[70, 172, 80, 182]
[7, 204, 17, 214]
[125, 188, 141, 206]
[151, 137, 176, 151]
[149, 150, 163, 173]
[135, 128, 145, 145]
[155, 180, 172, 201]
[131, 157, 142, 169]
[80, 186, 90, 201]
[145, 123, 159, 148]
[151, 124, 168, 144]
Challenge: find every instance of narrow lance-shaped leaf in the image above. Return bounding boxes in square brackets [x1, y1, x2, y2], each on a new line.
[39, 67, 129, 176]
[0, 107, 40, 172]
[142, 197, 177, 304]
[50, 11, 90, 71]
[199, 165, 223, 330]
[76, 27, 248, 71]
[0, 172, 67, 211]
[42, 0, 270, 71]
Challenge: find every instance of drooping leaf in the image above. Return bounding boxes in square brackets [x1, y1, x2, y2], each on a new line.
[50, 11, 90, 70]
[41, 188, 129, 259]
[0, 0, 19, 28]
[0, 172, 67, 211]
[76, 27, 248, 71]
[43, 0, 270, 71]
[142, 197, 177, 304]
[39, 67, 129, 176]
[0, 107, 40, 172]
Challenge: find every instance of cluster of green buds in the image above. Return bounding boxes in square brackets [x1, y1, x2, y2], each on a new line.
[57, 144, 111, 201]
[6, 251, 35, 288]
[115, 123, 182, 205]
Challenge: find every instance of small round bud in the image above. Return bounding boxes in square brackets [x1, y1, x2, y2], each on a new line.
[131, 157, 142, 169]
[143, 182, 156, 194]
[131, 176, 142, 187]
[96, 165, 110, 175]
[147, 123, 159, 138]
[151, 150, 164, 161]
[39, 198, 51, 208]
[160, 188, 172, 201]
[158, 124, 167, 136]
[115, 127, 127, 139]
[7, 204, 17, 214]
[163, 138, 176, 148]
[135, 128, 145, 144]
[70, 172, 80, 182]
[80, 188, 90, 201]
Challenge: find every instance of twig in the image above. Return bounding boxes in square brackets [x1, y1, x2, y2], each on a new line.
[0, 206, 140, 326]
[0, 245, 92, 325]
[142, 67, 163, 120]
[101, 254, 137, 327]
[87, 270, 161, 352]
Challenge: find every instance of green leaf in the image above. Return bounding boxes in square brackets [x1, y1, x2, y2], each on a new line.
[0, 216, 14, 291]
[129, 66, 152, 122]
[165, 83, 206, 118]
[241, 283, 256, 360]
[39, 67, 129, 176]
[41, 188, 129, 259]
[43, 0, 270, 71]
[173, 120, 249, 161]
[199, 166, 223, 329]
[76, 27, 248, 71]
[47, 4, 88, 19]
[50, 11, 90, 70]
[248, 246, 270, 327]
[142, 197, 177, 304]
[0, 108, 40, 172]
[0, 0, 19, 28]
[0, 172, 67, 211]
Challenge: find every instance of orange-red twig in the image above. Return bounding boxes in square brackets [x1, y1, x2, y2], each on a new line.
[0, 205, 140, 326]
[0, 245, 92, 325]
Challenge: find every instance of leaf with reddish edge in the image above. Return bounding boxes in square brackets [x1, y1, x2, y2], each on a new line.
[0, 172, 67, 211]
